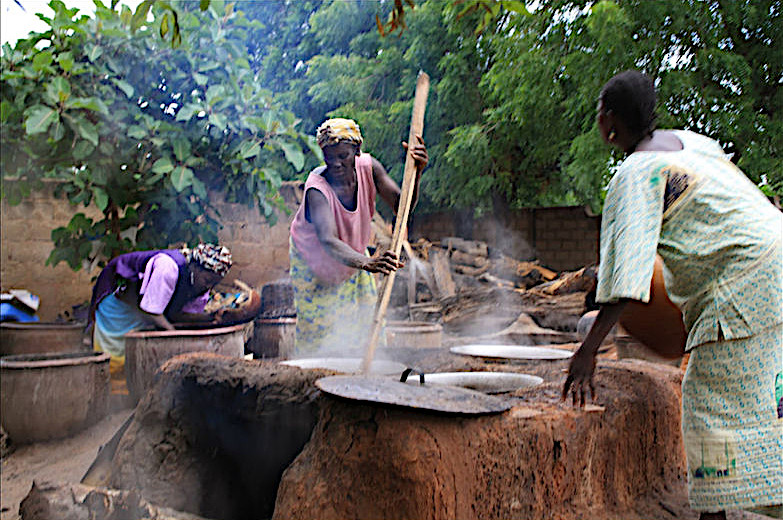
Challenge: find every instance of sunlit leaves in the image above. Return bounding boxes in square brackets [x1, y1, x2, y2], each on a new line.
[24, 105, 58, 134]
[169, 164, 194, 192]
[277, 139, 305, 172]
[151, 157, 174, 174]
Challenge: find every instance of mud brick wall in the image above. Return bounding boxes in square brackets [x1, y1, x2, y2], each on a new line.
[0, 180, 303, 321]
[410, 206, 600, 271]
[213, 182, 303, 291]
[0, 180, 103, 320]
[1, 178, 598, 320]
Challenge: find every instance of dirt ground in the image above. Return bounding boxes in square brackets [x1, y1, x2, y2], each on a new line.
[0, 408, 133, 520]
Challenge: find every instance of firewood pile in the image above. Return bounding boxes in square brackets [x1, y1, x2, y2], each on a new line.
[369, 215, 593, 341]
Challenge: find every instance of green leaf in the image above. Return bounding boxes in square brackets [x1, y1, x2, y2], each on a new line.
[65, 115, 99, 146]
[73, 140, 95, 161]
[191, 177, 207, 199]
[278, 140, 305, 171]
[172, 136, 191, 162]
[151, 157, 175, 174]
[127, 125, 147, 139]
[131, 0, 155, 31]
[170, 165, 194, 192]
[44, 76, 70, 105]
[0, 100, 11, 123]
[50, 116, 66, 142]
[32, 49, 54, 72]
[24, 105, 58, 134]
[111, 78, 134, 98]
[193, 72, 208, 86]
[209, 112, 227, 130]
[160, 12, 170, 38]
[66, 97, 109, 115]
[56, 51, 74, 72]
[93, 187, 109, 211]
[85, 44, 103, 62]
[175, 103, 201, 121]
[501, 1, 530, 15]
[206, 85, 226, 105]
[238, 139, 261, 159]
[200, 0, 210, 10]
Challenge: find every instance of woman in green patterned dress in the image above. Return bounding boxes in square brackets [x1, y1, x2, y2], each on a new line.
[562, 70, 782, 519]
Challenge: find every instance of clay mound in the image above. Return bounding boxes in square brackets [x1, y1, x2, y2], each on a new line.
[101, 349, 701, 520]
[108, 353, 324, 520]
[273, 360, 688, 520]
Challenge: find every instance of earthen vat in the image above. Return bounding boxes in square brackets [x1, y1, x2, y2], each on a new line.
[124, 324, 246, 403]
[0, 321, 87, 357]
[247, 317, 296, 359]
[0, 351, 110, 443]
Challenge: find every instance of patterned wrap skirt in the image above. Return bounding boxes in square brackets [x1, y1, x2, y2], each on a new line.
[682, 323, 783, 513]
[289, 240, 377, 356]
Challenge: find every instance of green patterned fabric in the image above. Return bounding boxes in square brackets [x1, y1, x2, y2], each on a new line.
[597, 130, 782, 351]
[596, 129, 783, 512]
[683, 324, 783, 511]
[289, 239, 377, 355]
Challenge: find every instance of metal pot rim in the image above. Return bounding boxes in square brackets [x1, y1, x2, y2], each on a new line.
[0, 351, 110, 369]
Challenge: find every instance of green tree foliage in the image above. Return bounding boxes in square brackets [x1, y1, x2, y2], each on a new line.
[1, 0, 312, 270]
[240, 0, 780, 213]
[481, 0, 782, 210]
[3, 0, 779, 275]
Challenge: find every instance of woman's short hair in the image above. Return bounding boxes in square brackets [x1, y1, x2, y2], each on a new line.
[600, 70, 657, 140]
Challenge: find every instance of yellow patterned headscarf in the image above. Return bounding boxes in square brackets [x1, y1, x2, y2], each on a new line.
[316, 118, 363, 149]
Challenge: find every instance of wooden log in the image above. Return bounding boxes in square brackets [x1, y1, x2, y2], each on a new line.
[490, 254, 557, 283]
[454, 263, 490, 276]
[430, 249, 457, 298]
[441, 236, 488, 257]
[536, 266, 595, 295]
[450, 250, 489, 268]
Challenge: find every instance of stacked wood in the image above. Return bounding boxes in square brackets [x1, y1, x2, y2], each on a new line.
[429, 249, 456, 299]
[490, 254, 557, 289]
[441, 237, 490, 277]
[534, 265, 596, 296]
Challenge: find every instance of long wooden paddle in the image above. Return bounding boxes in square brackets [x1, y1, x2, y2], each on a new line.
[361, 71, 430, 373]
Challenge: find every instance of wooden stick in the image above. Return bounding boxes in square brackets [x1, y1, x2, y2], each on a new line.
[361, 71, 429, 372]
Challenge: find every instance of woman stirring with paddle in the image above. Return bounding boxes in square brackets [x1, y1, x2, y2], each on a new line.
[289, 118, 428, 354]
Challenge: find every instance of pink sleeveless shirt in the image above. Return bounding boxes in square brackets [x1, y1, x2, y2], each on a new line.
[290, 153, 376, 284]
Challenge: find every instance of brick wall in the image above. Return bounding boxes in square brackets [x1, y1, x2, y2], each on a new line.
[1, 180, 103, 320]
[410, 206, 600, 271]
[0, 180, 302, 321]
[1, 179, 598, 320]
[213, 182, 303, 290]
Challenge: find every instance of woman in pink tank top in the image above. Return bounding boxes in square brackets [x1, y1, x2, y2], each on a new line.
[289, 118, 427, 354]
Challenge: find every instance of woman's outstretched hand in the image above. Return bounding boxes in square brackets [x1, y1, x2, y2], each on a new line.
[403, 135, 428, 172]
[362, 250, 405, 274]
[561, 347, 597, 408]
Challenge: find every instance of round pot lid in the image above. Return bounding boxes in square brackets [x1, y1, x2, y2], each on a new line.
[316, 375, 514, 415]
[280, 357, 406, 375]
[402, 371, 543, 394]
[450, 344, 573, 360]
